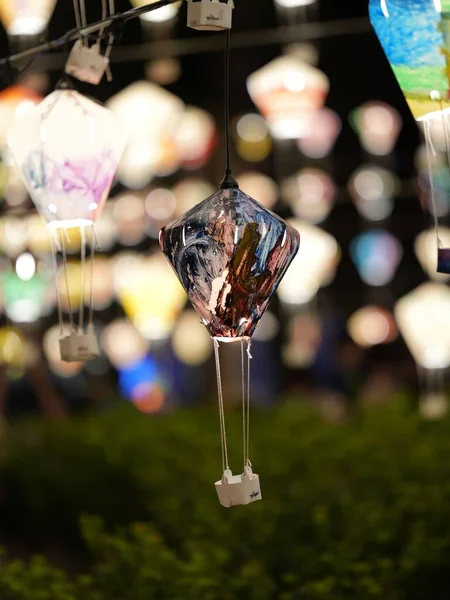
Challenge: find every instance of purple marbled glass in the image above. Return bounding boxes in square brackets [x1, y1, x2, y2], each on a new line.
[160, 187, 300, 339]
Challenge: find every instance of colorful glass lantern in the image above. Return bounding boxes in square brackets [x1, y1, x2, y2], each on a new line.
[247, 54, 329, 139]
[0, 0, 56, 36]
[370, 0, 450, 273]
[7, 84, 127, 362]
[160, 187, 300, 339]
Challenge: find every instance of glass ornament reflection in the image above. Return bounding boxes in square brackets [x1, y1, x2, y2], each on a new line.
[160, 186, 300, 340]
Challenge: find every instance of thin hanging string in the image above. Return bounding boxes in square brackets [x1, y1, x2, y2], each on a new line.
[241, 339, 246, 469]
[214, 339, 229, 473]
[73, 0, 82, 29]
[79, 226, 86, 333]
[60, 230, 75, 333]
[246, 338, 252, 468]
[220, 28, 237, 189]
[423, 118, 442, 248]
[88, 224, 96, 328]
[50, 230, 64, 337]
[224, 29, 231, 175]
[105, 0, 116, 60]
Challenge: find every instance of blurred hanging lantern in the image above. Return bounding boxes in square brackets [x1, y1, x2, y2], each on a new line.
[235, 113, 272, 162]
[283, 313, 322, 368]
[174, 106, 217, 170]
[237, 171, 278, 209]
[297, 108, 342, 158]
[146, 58, 181, 85]
[172, 310, 212, 366]
[131, 0, 182, 23]
[277, 220, 340, 305]
[118, 354, 167, 414]
[113, 192, 146, 247]
[350, 229, 403, 286]
[84, 256, 114, 311]
[8, 81, 128, 362]
[145, 187, 177, 237]
[247, 54, 329, 139]
[348, 165, 398, 222]
[0, 325, 28, 370]
[0, 215, 29, 257]
[282, 168, 336, 224]
[114, 252, 186, 341]
[395, 282, 450, 418]
[102, 318, 150, 369]
[347, 305, 397, 348]
[369, 0, 450, 274]
[275, 0, 316, 7]
[27, 214, 52, 255]
[2, 267, 48, 323]
[172, 177, 215, 215]
[0, 85, 42, 154]
[0, 0, 56, 36]
[415, 227, 450, 281]
[350, 101, 402, 156]
[107, 81, 183, 189]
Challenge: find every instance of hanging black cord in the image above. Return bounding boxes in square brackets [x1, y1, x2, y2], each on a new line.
[220, 28, 238, 190]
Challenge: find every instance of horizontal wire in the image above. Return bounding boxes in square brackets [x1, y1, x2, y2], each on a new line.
[0, 0, 183, 68]
[3, 14, 371, 73]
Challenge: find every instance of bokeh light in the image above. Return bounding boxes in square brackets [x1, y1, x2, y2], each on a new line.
[282, 168, 336, 223]
[347, 306, 397, 348]
[350, 230, 403, 286]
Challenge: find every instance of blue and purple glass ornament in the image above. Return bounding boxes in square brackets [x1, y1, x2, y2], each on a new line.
[160, 186, 300, 339]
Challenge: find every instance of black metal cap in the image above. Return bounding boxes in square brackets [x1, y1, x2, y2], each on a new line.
[220, 170, 239, 190]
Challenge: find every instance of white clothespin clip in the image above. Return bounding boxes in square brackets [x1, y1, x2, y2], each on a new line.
[65, 39, 110, 85]
[215, 464, 262, 508]
[187, 0, 234, 31]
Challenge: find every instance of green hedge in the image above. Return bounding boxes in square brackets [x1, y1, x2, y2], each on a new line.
[3, 398, 450, 598]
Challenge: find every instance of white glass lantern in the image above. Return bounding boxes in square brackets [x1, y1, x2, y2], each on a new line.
[277, 220, 340, 305]
[8, 87, 127, 229]
[7, 85, 127, 363]
[247, 54, 329, 140]
[0, 0, 56, 36]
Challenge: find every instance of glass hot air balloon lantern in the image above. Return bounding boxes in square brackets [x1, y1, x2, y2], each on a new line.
[7, 82, 127, 362]
[370, 0, 450, 274]
[160, 185, 300, 506]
